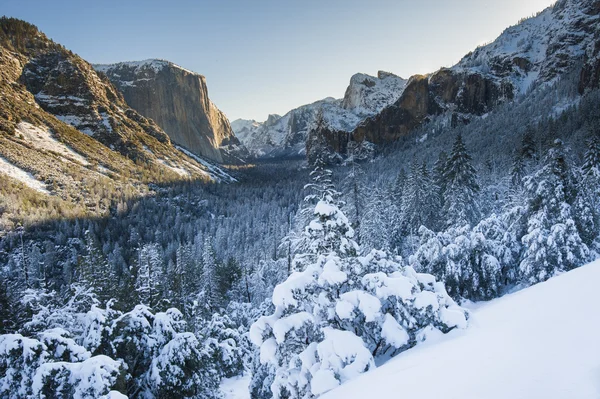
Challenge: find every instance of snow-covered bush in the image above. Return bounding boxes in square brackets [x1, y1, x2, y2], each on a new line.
[410, 214, 518, 300]
[199, 312, 249, 379]
[0, 333, 124, 398]
[250, 185, 468, 399]
[1, 288, 229, 399]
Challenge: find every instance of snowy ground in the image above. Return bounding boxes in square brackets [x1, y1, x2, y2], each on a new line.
[16, 122, 88, 165]
[322, 260, 600, 399]
[0, 156, 49, 194]
[223, 261, 600, 399]
[220, 374, 250, 399]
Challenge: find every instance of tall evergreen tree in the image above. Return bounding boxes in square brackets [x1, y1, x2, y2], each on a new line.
[201, 237, 221, 313]
[520, 140, 589, 283]
[135, 243, 164, 308]
[442, 134, 480, 227]
[582, 135, 600, 176]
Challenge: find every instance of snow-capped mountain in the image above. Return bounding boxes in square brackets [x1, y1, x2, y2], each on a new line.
[349, 0, 600, 154]
[95, 60, 243, 164]
[232, 71, 407, 158]
[455, 0, 600, 94]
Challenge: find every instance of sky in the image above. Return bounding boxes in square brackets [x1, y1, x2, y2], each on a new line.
[3, 0, 555, 122]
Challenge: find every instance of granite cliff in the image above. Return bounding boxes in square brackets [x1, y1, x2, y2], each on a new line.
[95, 60, 241, 163]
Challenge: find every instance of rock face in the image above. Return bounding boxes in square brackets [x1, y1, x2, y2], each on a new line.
[95, 60, 240, 163]
[310, 0, 598, 161]
[231, 71, 407, 158]
[0, 16, 235, 200]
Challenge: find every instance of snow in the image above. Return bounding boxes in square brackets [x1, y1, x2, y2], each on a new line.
[272, 312, 314, 344]
[380, 314, 409, 348]
[322, 260, 600, 399]
[312, 328, 374, 395]
[221, 374, 251, 399]
[16, 122, 88, 165]
[0, 156, 49, 194]
[454, 0, 598, 94]
[94, 59, 198, 76]
[231, 71, 407, 158]
[157, 159, 190, 178]
[176, 145, 237, 183]
[314, 201, 337, 217]
[55, 115, 95, 136]
[337, 291, 381, 322]
[31, 355, 122, 399]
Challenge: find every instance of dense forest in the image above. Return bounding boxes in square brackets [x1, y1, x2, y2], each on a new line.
[1, 58, 599, 396]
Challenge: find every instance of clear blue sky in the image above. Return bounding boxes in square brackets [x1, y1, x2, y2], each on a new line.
[4, 0, 554, 122]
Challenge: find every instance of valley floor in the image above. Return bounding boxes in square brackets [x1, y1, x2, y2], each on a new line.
[224, 260, 600, 399]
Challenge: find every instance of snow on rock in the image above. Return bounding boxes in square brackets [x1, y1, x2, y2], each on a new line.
[16, 121, 89, 165]
[176, 146, 237, 183]
[231, 72, 407, 158]
[0, 156, 49, 194]
[322, 259, 600, 399]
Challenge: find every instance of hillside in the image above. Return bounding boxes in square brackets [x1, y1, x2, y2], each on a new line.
[235, 0, 599, 162]
[0, 18, 234, 229]
[320, 260, 600, 399]
[347, 0, 600, 157]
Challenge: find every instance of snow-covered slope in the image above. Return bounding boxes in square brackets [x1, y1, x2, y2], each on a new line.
[455, 0, 600, 94]
[232, 71, 406, 158]
[319, 260, 600, 399]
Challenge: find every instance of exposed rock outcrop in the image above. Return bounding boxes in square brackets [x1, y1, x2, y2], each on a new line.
[0, 16, 235, 207]
[232, 71, 407, 158]
[95, 60, 240, 163]
[326, 0, 600, 160]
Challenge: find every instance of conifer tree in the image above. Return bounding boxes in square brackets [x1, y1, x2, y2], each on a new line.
[520, 140, 589, 283]
[582, 135, 600, 176]
[442, 134, 480, 227]
[202, 237, 221, 313]
[135, 243, 164, 308]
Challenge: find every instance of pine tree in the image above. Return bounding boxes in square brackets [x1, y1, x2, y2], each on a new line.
[582, 135, 600, 176]
[520, 128, 537, 161]
[442, 134, 480, 227]
[510, 151, 526, 187]
[135, 243, 164, 308]
[250, 191, 467, 399]
[520, 140, 589, 283]
[202, 237, 221, 313]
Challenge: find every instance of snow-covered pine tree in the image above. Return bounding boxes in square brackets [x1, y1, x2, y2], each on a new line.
[442, 134, 480, 227]
[79, 230, 114, 303]
[250, 178, 467, 399]
[135, 243, 164, 308]
[510, 151, 526, 187]
[520, 139, 590, 283]
[582, 135, 600, 176]
[201, 237, 221, 313]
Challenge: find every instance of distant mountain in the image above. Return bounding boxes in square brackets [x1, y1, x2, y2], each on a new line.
[231, 71, 407, 158]
[0, 18, 235, 225]
[94, 60, 244, 163]
[348, 0, 600, 154]
[236, 0, 599, 163]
